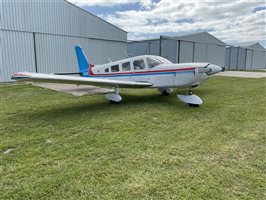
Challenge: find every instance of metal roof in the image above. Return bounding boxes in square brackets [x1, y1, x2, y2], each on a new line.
[173, 32, 226, 46]
[127, 32, 226, 46]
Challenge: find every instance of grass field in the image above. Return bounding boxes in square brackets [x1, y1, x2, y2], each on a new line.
[1, 77, 265, 199]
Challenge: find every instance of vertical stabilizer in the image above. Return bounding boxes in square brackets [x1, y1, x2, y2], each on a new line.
[75, 46, 90, 75]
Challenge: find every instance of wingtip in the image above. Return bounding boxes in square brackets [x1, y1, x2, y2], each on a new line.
[11, 72, 30, 80]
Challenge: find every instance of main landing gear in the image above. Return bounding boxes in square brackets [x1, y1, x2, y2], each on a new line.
[105, 88, 122, 104]
[177, 88, 203, 107]
[159, 88, 173, 96]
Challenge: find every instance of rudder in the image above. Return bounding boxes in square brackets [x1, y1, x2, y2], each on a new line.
[75, 46, 90, 75]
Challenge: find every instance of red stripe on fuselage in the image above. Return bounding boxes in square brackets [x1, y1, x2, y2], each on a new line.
[13, 73, 28, 77]
[88, 67, 196, 76]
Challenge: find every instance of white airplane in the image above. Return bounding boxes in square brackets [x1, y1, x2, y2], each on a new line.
[12, 46, 223, 107]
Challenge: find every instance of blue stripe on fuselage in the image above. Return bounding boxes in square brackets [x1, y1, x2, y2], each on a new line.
[11, 76, 30, 80]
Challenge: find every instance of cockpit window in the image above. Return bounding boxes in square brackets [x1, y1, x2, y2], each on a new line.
[147, 58, 161, 68]
[133, 59, 145, 70]
[122, 62, 131, 71]
[111, 64, 119, 72]
[105, 68, 109, 73]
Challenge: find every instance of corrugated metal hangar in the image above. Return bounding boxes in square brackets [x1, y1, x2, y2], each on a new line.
[0, 0, 127, 82]
[127, 32, 226, 67]
[225, 43, 266, 70]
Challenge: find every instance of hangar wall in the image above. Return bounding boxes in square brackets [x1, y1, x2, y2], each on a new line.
[0, 0, 127, 82]
[127, 32, 226, 67]
[225, 44, 266, 70]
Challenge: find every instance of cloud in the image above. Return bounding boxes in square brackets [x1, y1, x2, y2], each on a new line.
[69, 0, 266, 46]
[68, 0, 153, 9]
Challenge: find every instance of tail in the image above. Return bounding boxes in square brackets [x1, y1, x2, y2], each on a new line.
[75, 46, 91, 76]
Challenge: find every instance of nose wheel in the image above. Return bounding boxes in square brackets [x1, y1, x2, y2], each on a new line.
[177, 88, 203, 107]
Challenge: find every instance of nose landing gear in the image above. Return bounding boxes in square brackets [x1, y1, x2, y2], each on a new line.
[158, 88, 173, 96]
[177, 88, 203, 107]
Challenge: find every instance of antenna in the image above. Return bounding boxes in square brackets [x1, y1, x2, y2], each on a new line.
[105, 57, 112, 63]
[122, 49, 129, 58]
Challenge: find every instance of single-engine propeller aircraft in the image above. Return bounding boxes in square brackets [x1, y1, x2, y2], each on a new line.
[12, 46, 223, 107]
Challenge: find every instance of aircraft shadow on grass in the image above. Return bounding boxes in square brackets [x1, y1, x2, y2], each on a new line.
[14, 87, 214, 124]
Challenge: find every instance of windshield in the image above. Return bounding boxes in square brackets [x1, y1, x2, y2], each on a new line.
[147, 58, 161, 68]
[154, 56, 173, 64]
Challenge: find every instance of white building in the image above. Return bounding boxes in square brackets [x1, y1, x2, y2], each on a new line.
[0, 0, 127, 82]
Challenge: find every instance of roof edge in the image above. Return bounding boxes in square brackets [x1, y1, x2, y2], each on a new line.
[128, 32, 226, 46]
[64, 0, 127, 34]
[174, 32, 226, 46]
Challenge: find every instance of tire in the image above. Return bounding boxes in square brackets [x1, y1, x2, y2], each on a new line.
[161, 90, 170, 96]
[188, 103, 200, 107]
[110, 100, 120, 104]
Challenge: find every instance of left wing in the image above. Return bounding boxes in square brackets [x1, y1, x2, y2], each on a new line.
[12, 72, 153, 88]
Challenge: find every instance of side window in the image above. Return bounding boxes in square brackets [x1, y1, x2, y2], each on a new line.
[147, 58, 161, 68]
[111, 64, 119, 72]
[133, 59, 145, 70]
[105, 68, 109, 73]
[122, 62, 131, 71]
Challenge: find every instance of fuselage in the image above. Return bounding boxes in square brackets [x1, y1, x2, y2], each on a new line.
[82, 55, 221, 88]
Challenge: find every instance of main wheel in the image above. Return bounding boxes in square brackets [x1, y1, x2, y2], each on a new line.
[110, 100, 120, 104]
[161, 90, 170, 96]
[188, 103, 200, 107]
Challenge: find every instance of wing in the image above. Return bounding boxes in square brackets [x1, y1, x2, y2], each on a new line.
[12, 72, 152, 88]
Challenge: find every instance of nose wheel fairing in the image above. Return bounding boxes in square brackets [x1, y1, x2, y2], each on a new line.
[177, 94, 203, 106]
[177, 88, 203, 107]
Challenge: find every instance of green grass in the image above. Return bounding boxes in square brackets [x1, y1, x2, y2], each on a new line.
[1, 77, 265, 200]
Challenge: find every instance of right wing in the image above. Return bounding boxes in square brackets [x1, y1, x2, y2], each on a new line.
[12, 72, 153, 88]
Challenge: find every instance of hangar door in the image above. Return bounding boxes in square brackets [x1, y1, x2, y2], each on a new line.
[236, 48, 246, 70]
[206, 44, 225, 67]
[194, 43, 207, 62]
[1, 30, 36, 82]
[149, 41, 160, 55]
[127, 42, 149, 56]
[179, 41, 193, 63]
[162, 39, 177, 63]
[245, 49, 253, 70]
[127, 40, 159, 56]
[252, 50, 266, 69]
[228, 47, 238, 70]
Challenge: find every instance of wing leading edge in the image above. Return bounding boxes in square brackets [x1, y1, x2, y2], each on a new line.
[12, 72, 153, 88]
